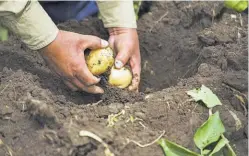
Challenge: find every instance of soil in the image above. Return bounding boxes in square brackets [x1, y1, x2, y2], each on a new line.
[0, 1, 248, 156]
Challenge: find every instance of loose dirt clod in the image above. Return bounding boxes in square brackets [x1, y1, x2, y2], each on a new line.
[25, 93, 60, 129]
[100, 85, 145, 104]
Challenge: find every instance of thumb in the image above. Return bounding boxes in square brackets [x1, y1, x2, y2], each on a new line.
[114, 48, 130, 69]
[81, 35, 109, 49]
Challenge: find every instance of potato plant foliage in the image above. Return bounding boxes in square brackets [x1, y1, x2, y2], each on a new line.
[158, 85, 237, 156]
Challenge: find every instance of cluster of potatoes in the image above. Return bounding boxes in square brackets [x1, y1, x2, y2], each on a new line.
[86, 47, 132, 88]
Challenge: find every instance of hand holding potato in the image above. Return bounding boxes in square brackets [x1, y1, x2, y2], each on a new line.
[40, 30, 108, 94]
[108, 27, 141, 92]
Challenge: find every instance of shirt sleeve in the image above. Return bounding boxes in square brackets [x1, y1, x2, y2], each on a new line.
[0, 0, 59, 50]
[96, 1, 137, 28]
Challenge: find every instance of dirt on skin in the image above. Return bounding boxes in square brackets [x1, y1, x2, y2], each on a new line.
[0, 1, 248, 156]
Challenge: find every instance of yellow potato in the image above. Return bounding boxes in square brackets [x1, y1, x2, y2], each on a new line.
[108, 66, 132, 88]
[86, 47, 114, 75]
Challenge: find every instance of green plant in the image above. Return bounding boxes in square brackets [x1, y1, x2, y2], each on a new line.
[224, 0, 248, 12]
[133, 1, 142, 20]
[158, 85, 237, 156]
[0, 25, 8, 41]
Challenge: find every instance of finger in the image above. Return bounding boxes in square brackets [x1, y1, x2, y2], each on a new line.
[128, 74, 140, 92]
[128, 56, 141, 92]
[83, 85, 104, 94]
[108, 37, 115, 50]
[114, 46, 130, 69]
[81, 35, 109, 50]
[76, 62, 101, 86]
[64, 80, 78, 91]
[71, 78, 104, 94]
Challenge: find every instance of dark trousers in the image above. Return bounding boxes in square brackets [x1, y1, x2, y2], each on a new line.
[39, 1, 98, 24]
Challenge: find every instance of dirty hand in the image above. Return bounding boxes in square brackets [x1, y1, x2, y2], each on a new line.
[40, 30, 109, 94]
[108, 28, 141, 92]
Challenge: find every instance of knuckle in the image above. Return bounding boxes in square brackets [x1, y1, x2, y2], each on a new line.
[89, 35, 99, 41]
[85, 81, 96, 86]
[79, 41, 87, 49]
[64, 74, 75, 81]
[84, 77, 98, 86]
[64, 81, 78, 92]
[85, 86, 98, 94]
[90, 36, 101, 45]
[82, 86, 94, 93]
[72, 62, 85, 73]
[74, 63, 83, 72]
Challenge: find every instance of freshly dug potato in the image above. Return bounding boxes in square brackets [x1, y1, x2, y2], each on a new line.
[108, 66, 132, 88]
[86, 47, 133, 89]
[86, 47, 114, 75]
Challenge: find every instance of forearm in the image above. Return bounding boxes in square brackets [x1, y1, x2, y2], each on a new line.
[0, 0, 58, 50]
[96, 1, 137, 28]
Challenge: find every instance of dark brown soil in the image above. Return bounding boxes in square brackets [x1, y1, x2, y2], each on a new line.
[0, 1, 248, 156]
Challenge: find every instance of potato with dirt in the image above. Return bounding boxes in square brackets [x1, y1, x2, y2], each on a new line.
[86, 47, 114, 76]
[86, 47, 132, 89]
[108, 66, 132, 88]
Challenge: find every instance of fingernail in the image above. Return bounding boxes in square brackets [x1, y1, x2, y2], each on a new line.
[115, 60, 123, 69]
[101, 39, 109, 47]
[95, 77, 101, 83]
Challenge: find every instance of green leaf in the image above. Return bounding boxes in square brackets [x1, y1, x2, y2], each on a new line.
[212, 150, 225, 156]
[224, 144, 237, 156]
[0, 25, 8, 41]
[202, 149, 211, 155]
[187, 85, 222, 108]
[158, 139, 200, 156]
[225, 0, 248, 12]
[222, 135, 237, 156]
[209, 137, 229, 156]
[194, 112, 225, 151]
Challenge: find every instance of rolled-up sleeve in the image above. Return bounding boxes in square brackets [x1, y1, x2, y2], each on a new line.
[96, 1, 137, 28]
[0, 0, 59, 50]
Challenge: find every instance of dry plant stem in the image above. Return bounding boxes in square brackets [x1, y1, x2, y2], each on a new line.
[222, 82, 246, 96]
[92, 100, 103, 106]
[0, 138, 13, 156]
[149, 12, 168, 32]
[107, 110, 125, 127]
[0, 83, 10, 95]
[127, 130, 165, 148]
[139, 121, 147, 129]
[211, 9, 215, 24]
[79, 130, 114, 156]
[222, 83, 248, 116]
[235, 95, 248, 116]
[239, 101, 247, 116]
[239, 14, 243, 27]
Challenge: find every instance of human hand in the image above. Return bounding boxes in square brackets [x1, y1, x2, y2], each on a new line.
[40, 30, 109, 94]
[108, 28, 141, 92]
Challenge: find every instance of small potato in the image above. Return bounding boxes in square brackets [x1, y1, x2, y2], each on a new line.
[86, 47, 114, 75]
[108, 66, 132, 88]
